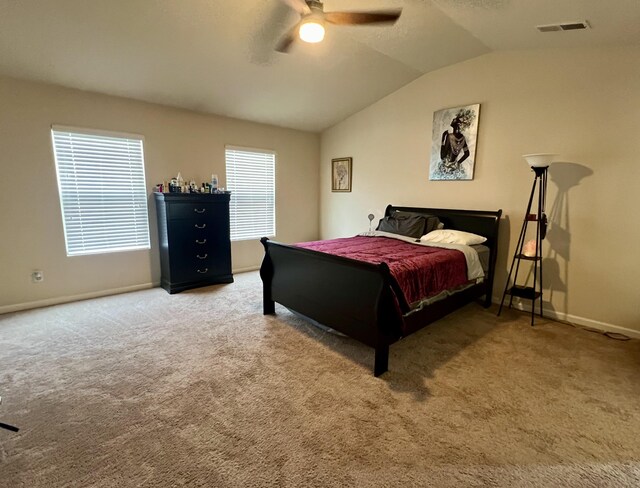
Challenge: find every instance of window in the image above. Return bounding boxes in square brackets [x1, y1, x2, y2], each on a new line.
[225, 146, 276, 241]
[51, 126, 150, 256]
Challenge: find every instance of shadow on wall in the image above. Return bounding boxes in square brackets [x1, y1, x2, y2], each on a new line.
[543, 162, 594, 314]
[497, 162, 593, 316]
[494, 214, 511, 302]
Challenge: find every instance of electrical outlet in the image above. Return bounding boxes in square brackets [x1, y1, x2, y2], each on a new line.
[31, 270, 44, 283]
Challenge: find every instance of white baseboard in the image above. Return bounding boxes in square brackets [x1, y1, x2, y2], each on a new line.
[494, 296, 640, 339]
[0, 268, 260, 316]
[5, 276, 635, 341]
[232, 265, 260, 274]
[0, 282, 159, 316]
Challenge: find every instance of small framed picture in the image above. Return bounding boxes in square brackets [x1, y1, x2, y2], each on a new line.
[331, 157, 352, 192]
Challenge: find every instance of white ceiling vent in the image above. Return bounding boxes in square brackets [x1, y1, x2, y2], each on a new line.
[537, 21, 590, 33]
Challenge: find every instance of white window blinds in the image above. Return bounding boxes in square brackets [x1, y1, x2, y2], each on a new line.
[225, 146, 275, 241]
[51, 127, 150, 256]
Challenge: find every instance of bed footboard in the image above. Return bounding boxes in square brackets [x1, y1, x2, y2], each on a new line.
[260, 238, 402, 376]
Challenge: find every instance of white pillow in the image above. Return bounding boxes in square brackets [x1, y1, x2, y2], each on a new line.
[421, 229, 487, 246]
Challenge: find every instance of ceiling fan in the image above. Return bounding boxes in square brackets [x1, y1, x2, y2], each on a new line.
[276, 0, 403, 53]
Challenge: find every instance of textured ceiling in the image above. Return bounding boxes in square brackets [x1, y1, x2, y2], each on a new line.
[0, 0, 638, 132]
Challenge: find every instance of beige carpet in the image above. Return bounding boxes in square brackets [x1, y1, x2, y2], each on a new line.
[1, 271, 639, 487]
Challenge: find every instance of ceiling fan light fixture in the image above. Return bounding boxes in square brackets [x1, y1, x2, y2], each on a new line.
[275, 0, 402, 53]
[299, 19, 325, 43]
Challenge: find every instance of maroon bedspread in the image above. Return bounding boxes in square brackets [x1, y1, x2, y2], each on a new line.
[295, 236, 468, 308]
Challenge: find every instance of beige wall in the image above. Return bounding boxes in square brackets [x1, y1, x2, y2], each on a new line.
[0, 76, 320, 311]
[321, 46, 640, 334]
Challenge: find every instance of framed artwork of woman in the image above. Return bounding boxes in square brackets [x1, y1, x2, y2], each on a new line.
[429, 104, 480, 181]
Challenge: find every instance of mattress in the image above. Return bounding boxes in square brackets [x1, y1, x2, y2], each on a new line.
[473, 244, 490, 274]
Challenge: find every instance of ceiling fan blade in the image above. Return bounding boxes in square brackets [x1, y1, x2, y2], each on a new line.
[275, 23, 300, 53]
[278, 0, 311, 15]
[324, 9, 402, 25]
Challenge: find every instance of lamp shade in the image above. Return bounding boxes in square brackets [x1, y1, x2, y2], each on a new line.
[523, 153, 558, 167]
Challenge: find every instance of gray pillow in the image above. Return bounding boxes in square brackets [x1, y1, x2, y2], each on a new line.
[392, 211, 441, 236]
[423, 215, 441, 235]
[377, 214, 426, 239]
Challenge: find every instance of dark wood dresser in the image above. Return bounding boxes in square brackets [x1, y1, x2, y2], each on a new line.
[154, 192, 233, 293]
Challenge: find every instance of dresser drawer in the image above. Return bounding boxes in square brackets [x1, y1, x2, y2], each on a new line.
[167, 220, 227, 247]
[168, 202, 217, 220]
[169, 235, 226, 263]
[170, 255, 230, 283]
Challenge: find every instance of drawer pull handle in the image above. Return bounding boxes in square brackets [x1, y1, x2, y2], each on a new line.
[195, 239, 207, 244]
[197, 254, 208, 260]
[195, 223, 207, 229]
[197, 268, 209, 274]
[194, 208, 206, 214]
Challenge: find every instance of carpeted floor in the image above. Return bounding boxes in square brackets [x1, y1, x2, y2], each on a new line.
[1, 271, 639, 487]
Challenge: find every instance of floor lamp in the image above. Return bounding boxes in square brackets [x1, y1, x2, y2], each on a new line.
[498, 153, 557, 325]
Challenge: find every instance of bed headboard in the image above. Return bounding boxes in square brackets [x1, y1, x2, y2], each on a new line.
[385, 205, 502, 248]
[385, 205, 503, 299]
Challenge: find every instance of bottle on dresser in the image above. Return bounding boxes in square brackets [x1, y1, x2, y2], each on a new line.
[211, 174, 219, 193]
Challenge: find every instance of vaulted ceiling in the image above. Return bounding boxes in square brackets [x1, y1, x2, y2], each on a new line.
[0, 0, 638, 132]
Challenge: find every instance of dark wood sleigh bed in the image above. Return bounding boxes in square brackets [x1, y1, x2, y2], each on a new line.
[260, 205, 502, 377]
